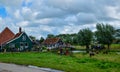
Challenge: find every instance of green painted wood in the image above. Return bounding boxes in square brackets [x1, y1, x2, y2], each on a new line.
[5, 32, 33, 52]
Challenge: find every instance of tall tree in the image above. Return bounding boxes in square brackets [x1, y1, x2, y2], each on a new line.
[95, 23, 115, 51]
[78, 28, 93, 53]
[40, 37, 44, 44]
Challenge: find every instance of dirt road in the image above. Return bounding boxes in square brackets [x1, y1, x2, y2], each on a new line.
[0, 63, 62, 72]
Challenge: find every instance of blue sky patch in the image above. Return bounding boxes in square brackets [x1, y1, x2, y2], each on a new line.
[22, 1, 32, 7]
[0, 6, 7, 18]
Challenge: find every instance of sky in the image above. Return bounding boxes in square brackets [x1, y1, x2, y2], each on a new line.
[0, 0, 120, 39]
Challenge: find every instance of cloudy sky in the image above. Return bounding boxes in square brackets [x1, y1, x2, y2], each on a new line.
[0, 0, 120, 39]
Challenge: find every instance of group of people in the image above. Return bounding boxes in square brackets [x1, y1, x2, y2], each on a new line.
[58, 47, 73, 55]
[91, 44, 105, 52]
[89, 44, 106, 57]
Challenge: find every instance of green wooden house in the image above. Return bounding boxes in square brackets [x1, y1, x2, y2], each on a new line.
[5, 27, 32, 52]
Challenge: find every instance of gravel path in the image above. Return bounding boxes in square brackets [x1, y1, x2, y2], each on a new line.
[0, 63, 63, 72]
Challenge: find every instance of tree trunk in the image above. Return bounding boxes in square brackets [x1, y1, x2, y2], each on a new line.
[107, 44, 110, 52]
[86, 45, 89, 53]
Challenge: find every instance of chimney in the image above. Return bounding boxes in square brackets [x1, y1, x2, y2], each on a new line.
[19, 27, 22, 33]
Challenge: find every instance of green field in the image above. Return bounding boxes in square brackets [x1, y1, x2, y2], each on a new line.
[0, 52, 120, 72]
[75, 44, 120, 51]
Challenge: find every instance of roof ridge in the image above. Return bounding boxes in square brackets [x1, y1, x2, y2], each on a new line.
[43, 37, 61, 45]
[0, 27, 15, 35]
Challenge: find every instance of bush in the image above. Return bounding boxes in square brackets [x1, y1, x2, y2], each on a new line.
[42, 46, 47, 50]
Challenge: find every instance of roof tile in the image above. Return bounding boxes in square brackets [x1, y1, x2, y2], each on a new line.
[0, 27, 15, 45]
[43, 38, 60, 45]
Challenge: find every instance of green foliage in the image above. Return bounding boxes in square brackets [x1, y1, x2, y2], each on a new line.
[95, 23, 115, 45]
[39, 37, 44, 43]
[47, 34, 55, 38]
[29, 35, 36, 40]
[77, 28, 93, 53]
[42, 46, 47, 50]
[56, 33, 78, 45]
[78, 28, 93, 45]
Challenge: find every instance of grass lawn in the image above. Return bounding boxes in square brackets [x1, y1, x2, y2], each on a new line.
[110, 44, 120, 51]
[0, 52, 120, 72]
[74, 44, 120, 51]
[111, 44, 120, 49]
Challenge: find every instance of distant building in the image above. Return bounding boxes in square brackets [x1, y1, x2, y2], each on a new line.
[42, 38, 64, 49]
[0, 27, 32, 52]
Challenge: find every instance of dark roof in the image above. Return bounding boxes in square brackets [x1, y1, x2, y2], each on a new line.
[13, 32, 22, 39]
[0, 27, 15, 45]
[43, 38, 61, 45]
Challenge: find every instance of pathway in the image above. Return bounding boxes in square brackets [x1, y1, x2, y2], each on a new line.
[0, 63, 63, 72]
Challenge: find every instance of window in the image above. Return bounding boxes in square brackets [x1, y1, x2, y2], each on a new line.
[25, 42, 28, 48]
[9, 43, 15, 48]
[20, 43, 23, 46]
[25, 43, 28, 46]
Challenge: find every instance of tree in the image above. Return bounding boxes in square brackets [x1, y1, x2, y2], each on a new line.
[40, 37, 44, 44]
[78, 28, 93, 53]
[95, 23, 115, 51]
[29, 35, 36, 40]
[47, 34, 55, 38]
[72, 35, 79, 45]
[65, 34, 71, 43]
[56, 33, 78, 45]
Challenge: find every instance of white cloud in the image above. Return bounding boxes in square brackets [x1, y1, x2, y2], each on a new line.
[21, 7, 34, 20]
[34, 18, 52, 24]
[14, 10, 21, 19]
[16, 21, 29, 27]
[106, 6, 120, 19]
[65, 15, 78, 23]
[60, 24, 80, 34]
[0, 17, 5, 31]
[0, 0, 120, 39]
[0, 0, 23, 7]
[40, 25, 56, 33]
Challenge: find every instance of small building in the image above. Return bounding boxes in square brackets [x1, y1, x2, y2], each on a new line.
[32, 40, 42, 51]
[0, 27, 32, 52]
[42, 38, 64, 49]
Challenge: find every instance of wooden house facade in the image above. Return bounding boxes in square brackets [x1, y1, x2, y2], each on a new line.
[42, 38, 64, 49]
[0, 27, 32, 52]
